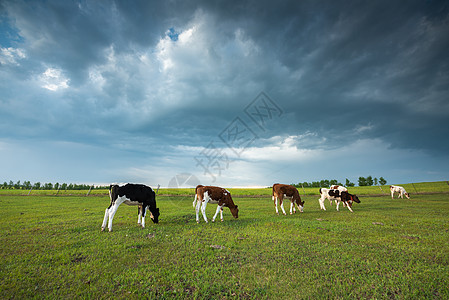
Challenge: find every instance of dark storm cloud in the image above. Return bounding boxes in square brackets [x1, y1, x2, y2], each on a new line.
[229, 0, 449, 154]
[1, 0, 448, 185]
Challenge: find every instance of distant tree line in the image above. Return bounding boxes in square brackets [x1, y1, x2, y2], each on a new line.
[292, 176, 387, 188]
[358, 176, 387, 186]
[1, 180, 108, 190]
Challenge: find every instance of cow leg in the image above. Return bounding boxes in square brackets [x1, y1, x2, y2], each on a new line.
[195, 200, 202, 223]
[107, 204, 119, 232]
[279, 197, 287, 215]
[346, 204, 354, 213]
[290, 201, 295, 214]
[106, 198, 126, 232]
[220, 207, 224, 221]
[137, 206, 142, 225]
[336, 200, 340, 212]
[212, 205, 222, 222]
[319, 196, 326, 211]
[141, 206, 147, 228]
[101, 206, 111, 231]
[193, 194, 198, 208]
[201, 201, 208, 223]
[274, 196, 279, 215]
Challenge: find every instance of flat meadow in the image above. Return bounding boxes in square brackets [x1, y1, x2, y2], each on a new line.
[1, 182, 448, 299]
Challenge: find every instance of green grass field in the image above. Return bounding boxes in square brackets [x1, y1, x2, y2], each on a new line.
[1, 184, 448, 298]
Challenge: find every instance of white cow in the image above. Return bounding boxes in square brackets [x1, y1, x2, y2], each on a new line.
[390, 185, 410, 199]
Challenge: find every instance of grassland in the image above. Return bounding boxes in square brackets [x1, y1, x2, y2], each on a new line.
[0, 183, 448, 299]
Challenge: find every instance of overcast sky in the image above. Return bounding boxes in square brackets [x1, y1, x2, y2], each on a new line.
[1, 0, 448, 188]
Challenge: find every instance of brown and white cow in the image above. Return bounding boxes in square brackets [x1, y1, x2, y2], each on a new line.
[272, 183, 304, 215]
[193, 185, 239, 223]
[319, 188, 360, 212]
[390, 185, 410, 199]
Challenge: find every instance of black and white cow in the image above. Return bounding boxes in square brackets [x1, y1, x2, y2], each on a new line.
[101, 183, 160, 232]
[319, 188, 360, 212]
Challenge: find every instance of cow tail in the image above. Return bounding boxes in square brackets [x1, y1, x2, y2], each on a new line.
[109, 185, 116, 201]
[193, 193, 198, 208]
[319, 188, 322, 194]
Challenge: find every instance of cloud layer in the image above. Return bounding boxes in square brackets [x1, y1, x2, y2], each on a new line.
[1, 0, 448, 187]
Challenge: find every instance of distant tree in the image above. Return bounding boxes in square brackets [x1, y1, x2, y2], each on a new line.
[2, 182, 7, 189]
[23, 181, 32, 190]
[14, 180, 21, 189]
[374, 178, 378, 185]
[34, 182, 41, 189]
[8, 180, 14, 189]
[366, 176, 374, 186]
[61, 183, 67, 190]
[319, 180, 330, 187]
[379, 177, 387, 185]
[43, 183, 53, 190]
[54, 182, 60, 190]
[345, 178, 355, 187]
[358, 177, 367, 186]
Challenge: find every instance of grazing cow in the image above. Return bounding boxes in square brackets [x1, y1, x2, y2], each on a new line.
[101, 183, 160, 232]
[319, 188, 360, 212]
[329, 185, 348, 206]
[390, 185, 410, 199]
[193, 185, 239, 223]
[272, 183, 304, 215]
[319, 188, 340, 210]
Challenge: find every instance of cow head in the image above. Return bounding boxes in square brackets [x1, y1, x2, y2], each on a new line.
[230, 205, 239, 219]
[351, 194, 361, 203]
[296, 198, 305, 212]
[150, 207, 160, 223]
[404, 192, 410, 199]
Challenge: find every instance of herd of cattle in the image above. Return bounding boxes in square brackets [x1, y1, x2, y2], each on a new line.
[100, 183, 410, 232]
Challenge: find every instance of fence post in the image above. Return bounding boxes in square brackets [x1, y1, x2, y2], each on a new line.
[411, 183, 418, 195]
[86, 185, 94, 196]
[301, 184, 306, 196]
[27, 187, 33, 196]
[379, 186, 385, 195]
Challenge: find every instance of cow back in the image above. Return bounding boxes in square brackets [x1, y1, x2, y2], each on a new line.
[118, 184, 156, 204]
